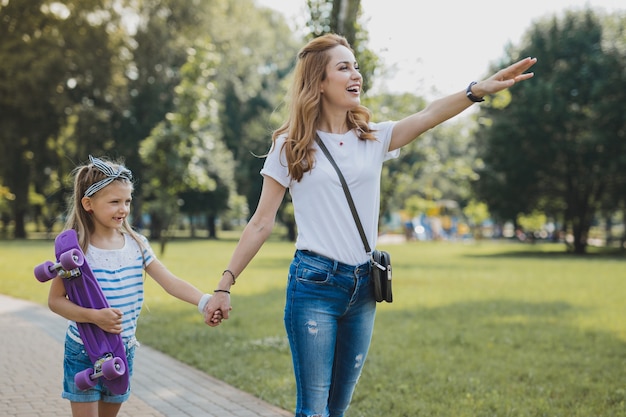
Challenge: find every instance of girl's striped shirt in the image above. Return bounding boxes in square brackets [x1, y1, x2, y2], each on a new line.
[68, 233, 155, 343]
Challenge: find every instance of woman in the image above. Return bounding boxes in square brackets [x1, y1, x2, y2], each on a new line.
[205, 34, 536, 417]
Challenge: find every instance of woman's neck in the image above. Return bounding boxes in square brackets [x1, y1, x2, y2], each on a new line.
[317, 121, 349, 134]
[318, 108, 349, 134]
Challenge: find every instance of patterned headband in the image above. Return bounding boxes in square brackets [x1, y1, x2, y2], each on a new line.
[83, 155, 133, 197]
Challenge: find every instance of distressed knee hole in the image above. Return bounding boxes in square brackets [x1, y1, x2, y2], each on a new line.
[305, 319, 318, 335]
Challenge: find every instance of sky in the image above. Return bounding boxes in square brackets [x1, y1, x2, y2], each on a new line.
[255, 0, 625, 98]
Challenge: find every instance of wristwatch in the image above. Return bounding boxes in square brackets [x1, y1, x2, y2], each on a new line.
[466, 81, 485, 103]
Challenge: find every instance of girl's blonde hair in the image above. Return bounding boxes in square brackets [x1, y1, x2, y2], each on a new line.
[272, 33, 376, 182]
[64, 156, 146, 255]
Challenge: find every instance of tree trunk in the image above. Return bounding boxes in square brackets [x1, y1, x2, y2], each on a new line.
[571, 220, 588, 255]
[149, 212, 163, 241]
[207, 214, 217, 239]
[9, 146, 30, 238]
[570, 202, 593, 255]
[13, 207, 26, 239]
[331, 0, 360, 45]
[604, 214, 613, 247]
[189, 214, 196, 238]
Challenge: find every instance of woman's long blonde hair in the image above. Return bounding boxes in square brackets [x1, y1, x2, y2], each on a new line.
[64, 156, 146, 256]
[273, 33, 376, 182]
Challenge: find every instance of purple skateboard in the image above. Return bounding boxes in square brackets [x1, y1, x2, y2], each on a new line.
[34, 229, 129, 395]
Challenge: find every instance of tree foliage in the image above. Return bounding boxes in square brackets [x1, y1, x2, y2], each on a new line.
[305, 0, 378, 92]
[204, 0, 300, 217]
[139, 41, 227, 240]
[0, 0, 122, 237]
[0, 0, 301, 238]
[473, 8, 626, 253]
[2, 1, 625, 250]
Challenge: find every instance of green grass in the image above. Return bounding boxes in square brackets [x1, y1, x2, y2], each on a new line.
[3, 236, 626, 416]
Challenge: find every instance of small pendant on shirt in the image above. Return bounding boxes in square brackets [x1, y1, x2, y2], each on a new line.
[339, 141, 344, 146]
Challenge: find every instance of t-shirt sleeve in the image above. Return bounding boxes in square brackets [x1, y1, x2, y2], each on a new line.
[139, 234, 156, 268]
[372, 120, 400, 161]
[259, 136, 291, 188]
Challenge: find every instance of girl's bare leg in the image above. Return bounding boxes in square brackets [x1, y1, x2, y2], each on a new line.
[70, 401, 98, 417]
[70, 400, 122, 417]
[98, 400, 122, 417]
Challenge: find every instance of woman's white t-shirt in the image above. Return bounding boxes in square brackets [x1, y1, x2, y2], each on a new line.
[260, 121, 399, 265]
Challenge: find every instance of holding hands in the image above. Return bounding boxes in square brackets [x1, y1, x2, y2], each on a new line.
[203, 269, 235, 327]
[201, 292, 231, 327]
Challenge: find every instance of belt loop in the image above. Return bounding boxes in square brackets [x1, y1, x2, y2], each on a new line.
[357, 260, 369, 277]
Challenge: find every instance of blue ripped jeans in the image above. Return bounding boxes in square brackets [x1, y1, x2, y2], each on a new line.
[284, 250, 376, 417]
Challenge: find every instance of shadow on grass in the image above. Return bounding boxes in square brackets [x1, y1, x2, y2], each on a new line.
[360, 298, 626, 417]
[464, 242, 626, 261]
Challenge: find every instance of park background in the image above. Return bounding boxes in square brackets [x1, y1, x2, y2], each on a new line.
[1, 0, 626, 416]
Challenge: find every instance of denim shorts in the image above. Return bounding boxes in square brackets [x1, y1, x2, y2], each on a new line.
[61, 328, 137, 403]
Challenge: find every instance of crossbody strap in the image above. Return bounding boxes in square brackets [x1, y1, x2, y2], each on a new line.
[315, 135, 371, 254]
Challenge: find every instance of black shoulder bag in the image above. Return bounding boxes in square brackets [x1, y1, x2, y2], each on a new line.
[315, 135, 393, 303]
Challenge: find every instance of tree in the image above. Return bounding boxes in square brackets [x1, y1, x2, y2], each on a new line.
[139, 40, 233, 245]
[0, 0, 120, 237]
[473, 9, 626, 254]
[204, 1, 301, 218]
[305, 0, 378, 93]
[111, 0, 213, 230]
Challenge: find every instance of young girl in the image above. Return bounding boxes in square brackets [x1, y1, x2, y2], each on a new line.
[48, 155, 221, 417]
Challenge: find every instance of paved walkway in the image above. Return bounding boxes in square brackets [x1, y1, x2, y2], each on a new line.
[0, 294, 292, 417]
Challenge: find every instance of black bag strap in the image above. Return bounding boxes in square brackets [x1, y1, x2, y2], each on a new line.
[315, 134, 371, 254]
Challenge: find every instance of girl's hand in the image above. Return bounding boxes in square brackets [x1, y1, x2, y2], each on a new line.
[93, 307, 123, 334]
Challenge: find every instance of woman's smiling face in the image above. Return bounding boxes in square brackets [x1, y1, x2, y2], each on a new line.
[320, 45, 362, 111]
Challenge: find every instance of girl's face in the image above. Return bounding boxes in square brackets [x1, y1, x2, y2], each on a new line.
[320, 45, 362, 111]
[82, 181, 132, 231]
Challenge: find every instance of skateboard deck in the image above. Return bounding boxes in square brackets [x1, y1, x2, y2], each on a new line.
[34, 229, 129, 395]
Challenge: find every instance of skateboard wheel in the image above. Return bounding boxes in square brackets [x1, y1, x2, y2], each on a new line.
[60, 249, 85, 270]
[102, 357, 126, 380]
[34, 261, 57, 282]
[75, 368, 97, 390]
